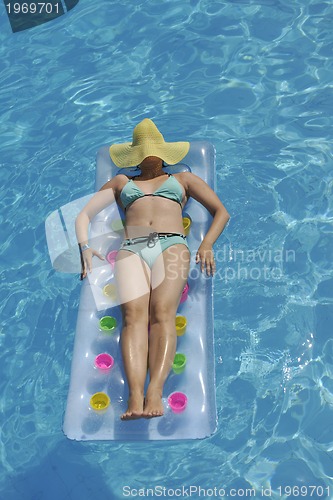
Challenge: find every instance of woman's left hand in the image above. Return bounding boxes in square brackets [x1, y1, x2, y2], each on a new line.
[196, 241, 216, 276]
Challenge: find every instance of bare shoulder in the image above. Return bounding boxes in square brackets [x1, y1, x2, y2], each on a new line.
[176, 171, 209, 193]
[99, 174, 128, 192]
[177, 171, 226, 215]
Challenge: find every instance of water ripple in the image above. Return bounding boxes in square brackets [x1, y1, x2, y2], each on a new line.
[1, 0, 333, 497]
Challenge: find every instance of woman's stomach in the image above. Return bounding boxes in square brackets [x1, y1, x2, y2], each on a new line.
[122, 197, 186, 237]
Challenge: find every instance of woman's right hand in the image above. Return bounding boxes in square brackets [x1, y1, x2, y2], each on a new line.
[80, 248, 105, 279]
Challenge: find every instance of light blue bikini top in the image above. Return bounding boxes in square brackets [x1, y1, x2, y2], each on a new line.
[119, 174, 184, 210]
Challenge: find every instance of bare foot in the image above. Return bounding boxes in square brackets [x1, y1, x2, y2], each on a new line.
[121, 392, 144, 420]
[142, 387, 164, 418]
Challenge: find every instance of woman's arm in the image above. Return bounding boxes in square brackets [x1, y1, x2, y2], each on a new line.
[75, 177, 118, 278]
[182, 172, 230, 276]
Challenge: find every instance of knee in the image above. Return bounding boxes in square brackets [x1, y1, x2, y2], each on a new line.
[122, 306, 149, 328]
[150, 301, 175, 325]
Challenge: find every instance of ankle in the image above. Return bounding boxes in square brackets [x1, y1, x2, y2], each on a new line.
[146, 384, 163, 396]
[129, 388, 144, 397]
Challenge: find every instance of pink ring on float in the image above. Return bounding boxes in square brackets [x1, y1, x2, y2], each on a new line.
[94, 353, 114, 372]
[168, 392, 188, 413]
[106, 250, 118, 268]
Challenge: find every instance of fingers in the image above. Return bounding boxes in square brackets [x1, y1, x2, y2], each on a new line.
[83, 256, 92, 276]
[80, 250, 92, 279]
[196, 250, 215, 276]
[81, 261, 88, 279]
[93, 250, 105, 261]
[208, 258, 216, 276]
[80, 249, 105, 279]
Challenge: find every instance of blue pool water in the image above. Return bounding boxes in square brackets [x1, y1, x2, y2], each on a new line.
[1, 0, 333, 498]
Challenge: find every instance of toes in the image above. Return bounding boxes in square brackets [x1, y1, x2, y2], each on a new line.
[121, 394, 144, 420]
[121, 408, 144, 420]
[122, 412, 139, 420]
[142, 405, 164, 418]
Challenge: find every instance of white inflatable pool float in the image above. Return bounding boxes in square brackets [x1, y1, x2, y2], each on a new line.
[51, 141, 217, 440]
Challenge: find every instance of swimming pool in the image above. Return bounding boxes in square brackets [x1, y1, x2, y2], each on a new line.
[1, 0, 333, 498]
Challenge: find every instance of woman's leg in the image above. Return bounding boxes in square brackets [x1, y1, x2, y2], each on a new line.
[115, 249, 151, 419]
[143, 244, 190, 417]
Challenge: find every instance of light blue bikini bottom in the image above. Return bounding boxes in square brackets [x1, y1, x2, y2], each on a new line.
[120, 232, 189, 268]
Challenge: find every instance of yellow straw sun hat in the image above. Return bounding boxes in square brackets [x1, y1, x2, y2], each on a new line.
[109, 118, 190, 168]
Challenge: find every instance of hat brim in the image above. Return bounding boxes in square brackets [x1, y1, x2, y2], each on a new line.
[109, 141, 190, 168]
